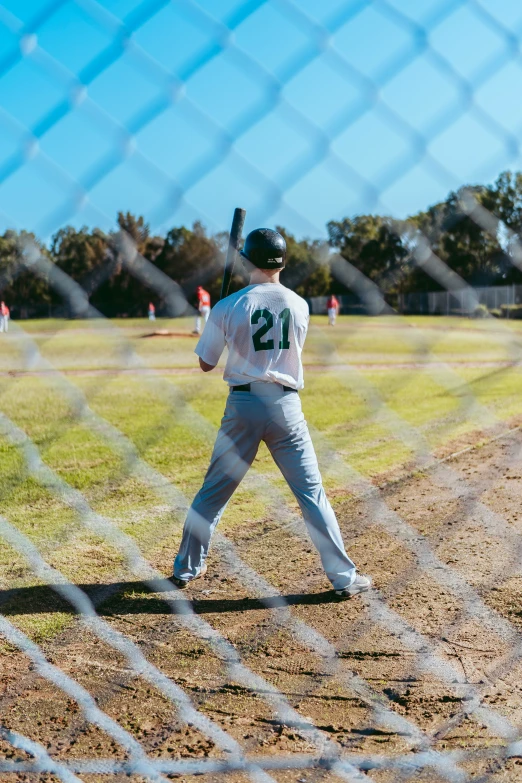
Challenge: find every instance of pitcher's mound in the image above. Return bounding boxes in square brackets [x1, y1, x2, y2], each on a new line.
[141, 330, 196, 338]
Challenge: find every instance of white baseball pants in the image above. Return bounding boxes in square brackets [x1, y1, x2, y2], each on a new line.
[195, 305, 211, 333]
[174, 382, 356, 590]
[328, 307, 337, 325]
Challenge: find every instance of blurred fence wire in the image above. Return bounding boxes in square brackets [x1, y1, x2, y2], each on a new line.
[3, 0, 522, 781]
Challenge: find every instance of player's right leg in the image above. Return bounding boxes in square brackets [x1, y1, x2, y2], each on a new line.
[265, 390, 365, 593]
[173, 392, 263, 585]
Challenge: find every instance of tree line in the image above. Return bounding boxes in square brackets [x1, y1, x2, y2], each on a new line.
[2, 171, 522, 318]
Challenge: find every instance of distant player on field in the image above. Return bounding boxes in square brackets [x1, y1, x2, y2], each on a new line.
[173, 228, 370, 598]
[0, 301, 10, 333]
[327, 294, 339, 326]
[193, 286, 211, 335]
[148, 302, 156, 321]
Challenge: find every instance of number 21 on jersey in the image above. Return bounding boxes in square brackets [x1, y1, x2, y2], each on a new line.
[251, 308, 291, 352]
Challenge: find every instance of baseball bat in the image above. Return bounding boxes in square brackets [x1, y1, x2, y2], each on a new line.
[220, 207, 246, 301]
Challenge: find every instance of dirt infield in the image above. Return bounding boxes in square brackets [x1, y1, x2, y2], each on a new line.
[2, 428, 522, 781]
[140, 330, 198, 339]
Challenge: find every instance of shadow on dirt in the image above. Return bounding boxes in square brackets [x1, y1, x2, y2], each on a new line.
[0, 581, 344, 616]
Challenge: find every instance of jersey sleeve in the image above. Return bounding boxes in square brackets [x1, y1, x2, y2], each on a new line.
[194, 304, 226, 366]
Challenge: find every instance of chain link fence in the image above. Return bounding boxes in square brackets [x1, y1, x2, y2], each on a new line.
[3, 1, 522, 781]
[310, 284, 522, 315]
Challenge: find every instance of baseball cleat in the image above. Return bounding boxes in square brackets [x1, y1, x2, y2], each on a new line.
[171, 564, 207, 589]
[335, 574, 371, 598]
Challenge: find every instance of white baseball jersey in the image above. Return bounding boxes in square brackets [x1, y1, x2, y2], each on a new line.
[195, 283, 310, 389]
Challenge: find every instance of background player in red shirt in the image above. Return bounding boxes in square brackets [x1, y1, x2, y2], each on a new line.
[0, 301, 10, 333]
[327, 294, 339, 326]
[193, 286, 211, 335]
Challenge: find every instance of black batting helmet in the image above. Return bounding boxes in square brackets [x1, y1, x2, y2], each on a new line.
[240, 228, 286, 269]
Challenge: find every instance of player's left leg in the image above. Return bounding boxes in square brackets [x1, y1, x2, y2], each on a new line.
[265, 391, 358, 591]
[202, 306, 210, 324]
[173, 392, 263, 584]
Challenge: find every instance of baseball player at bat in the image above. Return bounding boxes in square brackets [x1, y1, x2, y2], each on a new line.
[173, 228, 371, 598]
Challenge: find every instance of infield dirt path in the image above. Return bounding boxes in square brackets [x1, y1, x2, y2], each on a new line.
[2, 426, 522, 781]
[0, 360, 518, 378]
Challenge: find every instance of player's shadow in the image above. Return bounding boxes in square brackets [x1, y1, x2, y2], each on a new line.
[0, 580, 344, 617]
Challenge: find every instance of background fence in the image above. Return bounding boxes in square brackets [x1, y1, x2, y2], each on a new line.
[401, 284, 522, 316]
[307, 285, 522, 318]
[309, 285, 522, 316]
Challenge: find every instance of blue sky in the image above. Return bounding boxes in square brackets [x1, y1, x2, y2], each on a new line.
[0, 0, 522, 241]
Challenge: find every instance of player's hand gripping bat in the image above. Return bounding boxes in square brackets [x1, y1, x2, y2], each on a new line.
[220, 207, 246, 301]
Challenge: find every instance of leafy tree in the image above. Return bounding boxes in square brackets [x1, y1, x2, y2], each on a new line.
[484, 171, 522, 230]
[8, 171, 522, 318]
[482, 171, 522, 283]
[0, 230, 53, 317]
[155, 221, 223, 304]
[327, 215, 408, 297]
[405, 181, 507, 292]
[438, 187, 503, 286]
[279, 227, 332, 297]
[408, 202, 446, 259]
[50, 216, 167, 317]
[51, 226, 109, 287]
[115, 212, 164, 261]
[96, 213, 165, 316]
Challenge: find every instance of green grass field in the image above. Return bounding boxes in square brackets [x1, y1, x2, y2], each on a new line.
[1, 314, 522, 641]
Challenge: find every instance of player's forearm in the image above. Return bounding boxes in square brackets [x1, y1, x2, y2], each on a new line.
[199, 358, 215, 372]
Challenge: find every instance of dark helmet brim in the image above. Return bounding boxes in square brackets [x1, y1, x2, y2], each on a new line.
[240, 251, 286, 269]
